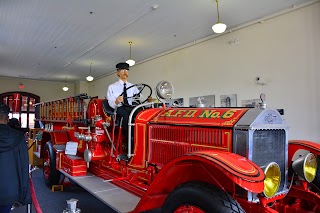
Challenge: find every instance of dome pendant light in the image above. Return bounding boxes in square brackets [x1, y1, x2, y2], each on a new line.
[126, 41, 135, 66]
[212, 0, 227, 34]
[62, 77, 69, 91]
[86, 62, 94, 82]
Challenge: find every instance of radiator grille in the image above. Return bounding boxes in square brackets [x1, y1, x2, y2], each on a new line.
[149, 125, 228, 165]
[252, 130, 286, 192]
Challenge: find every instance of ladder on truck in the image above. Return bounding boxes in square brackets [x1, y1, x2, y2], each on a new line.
[35, 93, 90, 123]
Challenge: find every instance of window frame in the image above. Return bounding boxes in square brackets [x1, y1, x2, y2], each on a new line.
[0, 91, 40, 131]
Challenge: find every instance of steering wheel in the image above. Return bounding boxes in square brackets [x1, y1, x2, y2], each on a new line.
[120, 83, 152, 107]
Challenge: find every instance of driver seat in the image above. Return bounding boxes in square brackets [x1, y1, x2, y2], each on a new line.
[101, 99, 121, 126]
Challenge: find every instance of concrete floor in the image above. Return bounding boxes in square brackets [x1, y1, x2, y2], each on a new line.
[9, 167, 162, 213]
[10, 168, 116, 213]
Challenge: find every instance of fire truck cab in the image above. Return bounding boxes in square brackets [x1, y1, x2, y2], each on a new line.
[35, 81, 320, 213]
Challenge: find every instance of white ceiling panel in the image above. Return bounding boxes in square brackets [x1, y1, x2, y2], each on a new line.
[0, 0, 318, 82]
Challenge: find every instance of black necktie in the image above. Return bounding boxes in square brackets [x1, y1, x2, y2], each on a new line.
[123, 83, 129, 105]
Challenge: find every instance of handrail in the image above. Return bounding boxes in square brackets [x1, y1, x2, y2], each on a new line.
[127, 102, 154, 158]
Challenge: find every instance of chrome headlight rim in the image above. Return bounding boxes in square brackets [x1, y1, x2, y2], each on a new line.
[263, 162, 281, 198]
[303, 153, 317, 183]
[292, 152, 317, 183]
[156, 80, 174, 100]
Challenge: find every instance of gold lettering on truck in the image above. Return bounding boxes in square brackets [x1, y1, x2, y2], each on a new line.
[173, 110, 186, 117]
[160, 110, 174, 117]
[183, 110, 197, 118]
[198, 110, 220, 118]
[222, 110, 236, 119]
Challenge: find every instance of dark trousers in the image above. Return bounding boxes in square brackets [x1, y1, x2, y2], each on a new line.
[116, 106, 141, 130]
[0, 205, 12, 213]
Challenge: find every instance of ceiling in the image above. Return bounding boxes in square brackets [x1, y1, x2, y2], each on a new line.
[0, 0, 317, 83]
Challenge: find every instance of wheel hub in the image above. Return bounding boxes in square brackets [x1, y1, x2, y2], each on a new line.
[174, 205, 205, 213]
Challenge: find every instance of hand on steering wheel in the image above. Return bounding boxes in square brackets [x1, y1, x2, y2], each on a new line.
[120, 83, 152, 107]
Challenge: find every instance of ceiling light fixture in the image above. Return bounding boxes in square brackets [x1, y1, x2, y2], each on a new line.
[62, 77, 69, 91]
[126, 41, 135, 66]
[212, 0, 227, 34]
[86, 62, 94, 82]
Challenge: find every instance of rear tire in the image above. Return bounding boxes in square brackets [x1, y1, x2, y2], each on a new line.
[43, 142, 60, 187]
[162, 182, 245, 213]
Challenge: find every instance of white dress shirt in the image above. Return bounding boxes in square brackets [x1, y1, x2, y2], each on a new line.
[107, 80, 140, 109]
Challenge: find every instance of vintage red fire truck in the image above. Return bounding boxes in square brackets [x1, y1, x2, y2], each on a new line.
[34, 81, 320, 213]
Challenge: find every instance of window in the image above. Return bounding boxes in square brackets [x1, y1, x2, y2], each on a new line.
[0, 91, 40, 130]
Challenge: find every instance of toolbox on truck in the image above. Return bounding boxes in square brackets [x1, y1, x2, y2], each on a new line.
[60, 154, 87, 176]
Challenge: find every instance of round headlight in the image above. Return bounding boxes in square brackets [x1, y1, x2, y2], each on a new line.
[263, 162, 281, 198]
[293, 153, 317, 183]
[156, 80, 174, 100]
[304, 153, 317, 182]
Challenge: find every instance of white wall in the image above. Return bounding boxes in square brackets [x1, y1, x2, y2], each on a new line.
[0, 77, 76, 102]
[0, 3, 318, 142]
[77, 81, 91, 95]
[91, 3, 320, 142]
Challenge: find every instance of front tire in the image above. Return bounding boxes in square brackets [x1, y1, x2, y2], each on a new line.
[162, 182, 245, 213]
[43, 142, 60, 187]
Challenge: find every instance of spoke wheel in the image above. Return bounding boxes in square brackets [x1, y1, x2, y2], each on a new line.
[43, 142, 60, 187]
[162, 182, 245, 213]
[43, 149, 50, 180]
[174, 205, 205, 213]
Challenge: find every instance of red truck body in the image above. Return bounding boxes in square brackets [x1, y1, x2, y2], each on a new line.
[34, 93, 320, 213]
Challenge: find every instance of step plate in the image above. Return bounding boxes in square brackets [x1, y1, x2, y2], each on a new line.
[59, 169, 140, 213]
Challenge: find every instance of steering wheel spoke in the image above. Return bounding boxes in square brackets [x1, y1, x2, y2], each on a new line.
[120, 83, 152, 107]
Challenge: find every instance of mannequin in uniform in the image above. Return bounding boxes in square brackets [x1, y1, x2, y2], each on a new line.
[107, 62, 140, 130]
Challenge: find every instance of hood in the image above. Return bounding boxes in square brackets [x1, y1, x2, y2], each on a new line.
[0, 124, 23, 153]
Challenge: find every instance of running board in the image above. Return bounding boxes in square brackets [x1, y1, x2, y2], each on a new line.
[59, 169, 140, 213]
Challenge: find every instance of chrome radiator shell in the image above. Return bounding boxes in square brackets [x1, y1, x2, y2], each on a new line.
[233, 108, 289, 200]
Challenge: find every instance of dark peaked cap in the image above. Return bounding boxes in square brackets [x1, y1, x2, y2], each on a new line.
[0, 102, 10, 115]
[116, 62, 129, 70]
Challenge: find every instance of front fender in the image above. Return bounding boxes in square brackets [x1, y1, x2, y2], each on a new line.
[289, 140, 320, 163]
[134, 149, 264, 212]
[185, 150, 265, 191]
